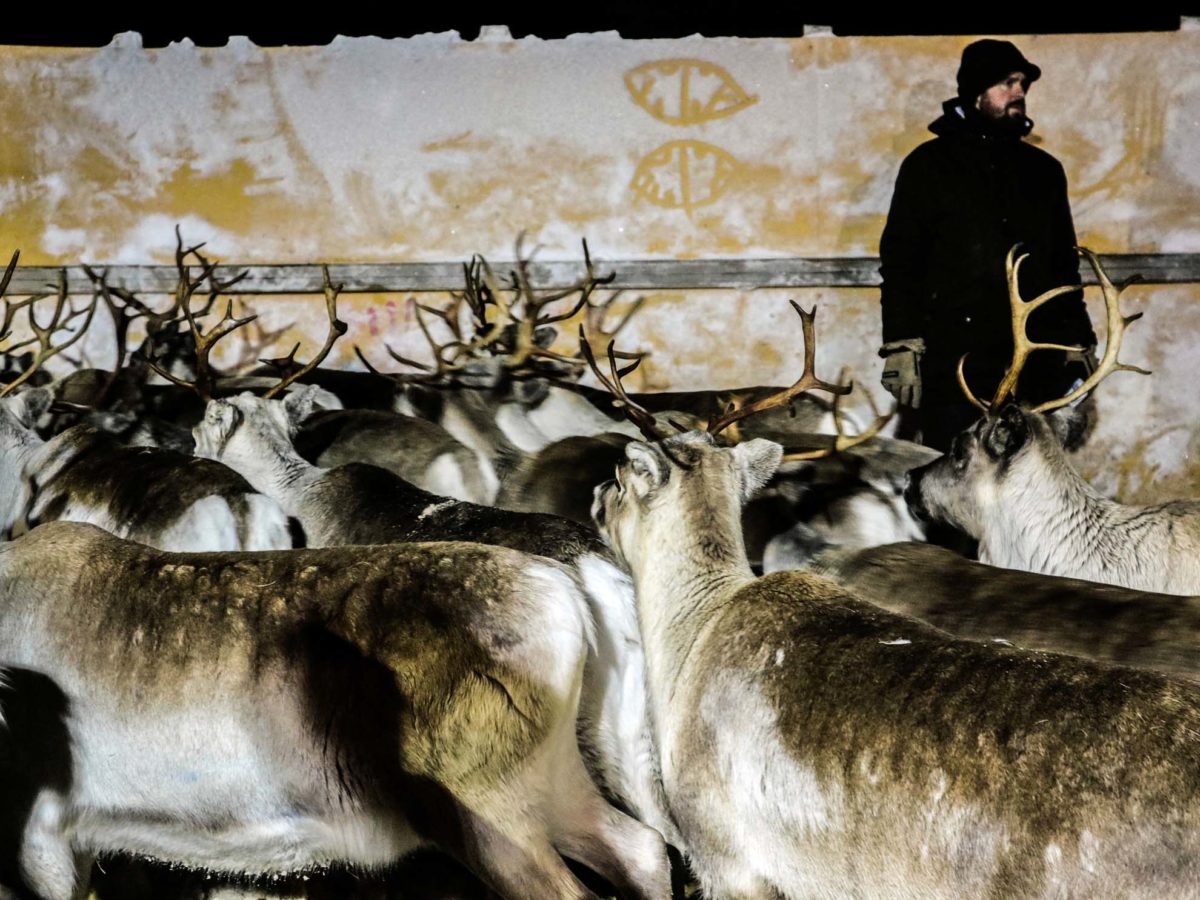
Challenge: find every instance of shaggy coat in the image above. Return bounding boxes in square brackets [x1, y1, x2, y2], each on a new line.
[594, 430, 1200, 898]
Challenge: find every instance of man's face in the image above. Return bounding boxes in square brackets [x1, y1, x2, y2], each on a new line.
[976, 70, 1030, 120]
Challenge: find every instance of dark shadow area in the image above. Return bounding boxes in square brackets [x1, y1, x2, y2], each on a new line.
[0, 668, 73, 899]
[832, 14, 1181, 35]
[0, 10, 1182, 47]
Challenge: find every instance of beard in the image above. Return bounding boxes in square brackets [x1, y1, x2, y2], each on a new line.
[993, 106, 1029, 135]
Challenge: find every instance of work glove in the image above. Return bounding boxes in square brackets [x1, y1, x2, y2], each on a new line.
[879, 340, 924, 409]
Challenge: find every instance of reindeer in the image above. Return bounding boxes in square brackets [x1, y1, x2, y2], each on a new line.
[0, 259, 292, 551]
[293, 407, 498, 505]
[799, 539, 1200, 680]
[0, 521, 670, 900]
[0, 391, 292, 551]
[586, 308, 1200, 898]
[905, 247, 1200, 594]
[369, 239, 847, 456]
[192, 383, 679, 849]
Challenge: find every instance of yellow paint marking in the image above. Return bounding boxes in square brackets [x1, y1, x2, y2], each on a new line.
[625, 58, 757, 126]
[630, 140, 741, 213]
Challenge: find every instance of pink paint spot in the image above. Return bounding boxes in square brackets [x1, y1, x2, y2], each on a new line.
[367, 307, 380, 336]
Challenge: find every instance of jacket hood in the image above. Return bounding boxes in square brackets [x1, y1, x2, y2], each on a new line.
[929, 97, 1033, 139]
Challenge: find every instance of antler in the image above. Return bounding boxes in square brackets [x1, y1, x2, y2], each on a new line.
[578, 325, 668, 442]
[1, 268, 100, 398]
[262, 266, 347, 399]
[583, 291, 647, 364]
[503, 235, 616, 373]
[136, 228, 252, 381]
[957, 245, 1148, 414]
[957, 245, 1084, 412]
[783, 374, 895, 461]
[1030, 247, 1149, 413]
[148, 298, 258, 400]
[81, 265, 166, 404]
[358, 238, 623, 385]
[706, 302, 849, 436]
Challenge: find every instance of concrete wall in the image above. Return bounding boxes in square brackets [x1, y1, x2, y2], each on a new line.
[1, 28, 1198, 501]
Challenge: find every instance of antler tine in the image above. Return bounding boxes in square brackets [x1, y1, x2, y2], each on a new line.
[259, 342, 302, 376]
[1, 269, 100, 398]
[581, 291, 648, 366]
[414, 297, 467, 347]
[585, 290, 644, 340]
[0, 249, 18, 300]
[439, 259, 515, 367]
[82, 265, 137, 404]
[410, 299, 473, 378]
[707, 301, 849, 436]
[172, 225, 214, 318]
[783, 374, 894, 461]
[2, 297, 47, 348]
[355, 343, 446, 384]
[262, 266, 348, 399]
[460, 255, 500, 331]
[1031, 247, 1150, 414]
[578, 325, 668, 442]
[956, 355, 990, 413]
[150, 230, 258, 401]
[1, 250, 30, 343]
[985, 244, 1088, 409]
[184, 239, 249, 323]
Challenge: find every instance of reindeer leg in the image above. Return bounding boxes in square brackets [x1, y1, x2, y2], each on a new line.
[547, 742, 672, 900]
[18, 789, 91, 900]
[452, 804, 599, 900]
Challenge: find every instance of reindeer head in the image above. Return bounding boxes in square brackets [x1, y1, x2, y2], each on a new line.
[592, 431, 782, 572]
[193, 385, 329, 486]
[904, 401, 1087, 535]
[0, 387, 53, 535]
[906, 246, 1146, 539]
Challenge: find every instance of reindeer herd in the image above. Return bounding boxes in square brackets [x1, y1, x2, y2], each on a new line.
[2, 234, 1200, 899]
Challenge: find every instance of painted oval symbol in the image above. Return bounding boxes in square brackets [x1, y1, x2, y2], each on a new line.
[630, 140, 741, 213]
[624, 58, 758, 126]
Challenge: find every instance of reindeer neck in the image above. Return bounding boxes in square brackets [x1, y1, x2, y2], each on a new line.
[980, 451, 1130, 575]
[246, 453, 324, 521]
[629, 490, 756, 700]
[26, 425, 92, 486]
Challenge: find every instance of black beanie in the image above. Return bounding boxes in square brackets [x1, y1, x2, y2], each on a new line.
[956, 40, 1041, 101]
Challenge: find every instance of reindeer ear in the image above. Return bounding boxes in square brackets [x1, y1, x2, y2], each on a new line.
[1045, 405, 1090, 452]
[204, 399, 241, 430]
[9, 387, 54, 427]
[282, 384, 322, 427]
[732, 438, 783, 503]
[623, 441, 668, 496]
[982, 403, 1029, 459]
[198, 399, 242, 454]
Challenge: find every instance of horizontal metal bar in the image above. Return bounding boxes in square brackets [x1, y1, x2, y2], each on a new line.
[6, 254, 1199, 295]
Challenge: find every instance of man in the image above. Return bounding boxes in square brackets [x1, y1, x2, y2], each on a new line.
[878, 39, 1097, 452]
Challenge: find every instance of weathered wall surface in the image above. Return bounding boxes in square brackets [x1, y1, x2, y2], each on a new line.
[1, 28, 1197, 501]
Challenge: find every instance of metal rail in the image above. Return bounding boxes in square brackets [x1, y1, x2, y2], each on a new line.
[6, 254, 1198, 295]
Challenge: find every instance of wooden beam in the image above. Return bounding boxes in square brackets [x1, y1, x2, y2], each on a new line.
[6, 254, 1199, 295]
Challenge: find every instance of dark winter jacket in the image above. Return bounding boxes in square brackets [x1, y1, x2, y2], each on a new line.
[879, 99, 1096, 386]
